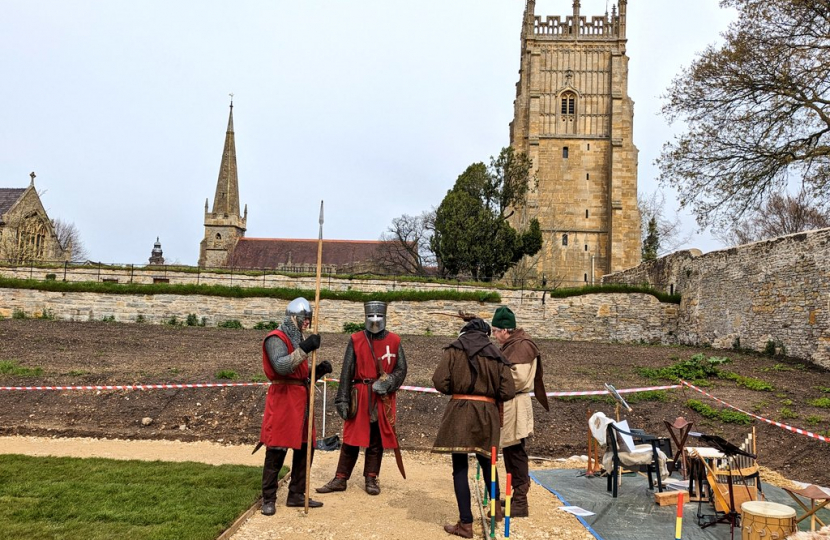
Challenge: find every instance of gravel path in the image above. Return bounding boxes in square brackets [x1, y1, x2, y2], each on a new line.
[1, 436, 594, 540]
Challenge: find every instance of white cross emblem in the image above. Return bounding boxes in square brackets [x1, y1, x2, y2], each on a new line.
[380, 346, 396, 367]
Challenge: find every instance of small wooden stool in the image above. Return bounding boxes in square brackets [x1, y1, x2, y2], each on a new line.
[664, 417, 693, 479]
[783, 484, 830, 531]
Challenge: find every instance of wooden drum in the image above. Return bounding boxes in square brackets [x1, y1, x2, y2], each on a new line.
[741, 501, 796, 540]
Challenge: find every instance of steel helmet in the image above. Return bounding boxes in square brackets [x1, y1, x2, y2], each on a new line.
[286, 297, 313, 327]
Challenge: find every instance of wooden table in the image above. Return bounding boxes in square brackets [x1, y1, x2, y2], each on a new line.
[782, 484, 830, 531]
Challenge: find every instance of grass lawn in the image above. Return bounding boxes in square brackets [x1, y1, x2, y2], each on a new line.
[0, 454, 268, 540]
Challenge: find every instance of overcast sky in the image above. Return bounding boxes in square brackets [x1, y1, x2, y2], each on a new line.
[1, 1, 735, 265]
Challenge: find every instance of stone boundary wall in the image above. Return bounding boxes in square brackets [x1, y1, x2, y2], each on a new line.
[604, 228, 830, 368]
[0, 288, 677, 344]
[0, 264, 501, 294]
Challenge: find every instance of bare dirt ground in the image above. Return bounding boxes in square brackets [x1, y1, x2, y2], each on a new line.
[1, 318, 830, 537]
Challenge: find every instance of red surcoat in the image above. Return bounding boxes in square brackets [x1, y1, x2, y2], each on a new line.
[343, 331, 401, 449]
[259, 329, 313, 449]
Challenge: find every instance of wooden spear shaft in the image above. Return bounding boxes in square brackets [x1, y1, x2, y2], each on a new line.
[304, 200, 324, 514]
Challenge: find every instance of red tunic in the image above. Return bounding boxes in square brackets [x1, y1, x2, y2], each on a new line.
[259, 330, 313, 449]
[343, 331, 401, 449]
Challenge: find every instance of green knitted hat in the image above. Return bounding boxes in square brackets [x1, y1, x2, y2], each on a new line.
[491, 306, 516, 329]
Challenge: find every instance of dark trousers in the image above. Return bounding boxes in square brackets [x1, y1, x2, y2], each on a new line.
[503, 439, 529, 491]
[335, 421, 383, 478]
[452, 452, 500, 524]
[262, 443, 315, 503]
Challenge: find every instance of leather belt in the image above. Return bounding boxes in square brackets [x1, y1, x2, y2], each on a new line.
[353, 378, 377, 384]
[451, 394, 496, 404]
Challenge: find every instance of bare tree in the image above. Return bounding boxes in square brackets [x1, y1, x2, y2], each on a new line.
[52, 219, 89, 262]
[637, 191, 691, 256]
[658, 0, 830, 228]
[375, 210, 436, 276]
[715, 189, 830, 246]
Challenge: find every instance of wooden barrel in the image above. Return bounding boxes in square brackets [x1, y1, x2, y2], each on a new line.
[741, 501, 796, 540]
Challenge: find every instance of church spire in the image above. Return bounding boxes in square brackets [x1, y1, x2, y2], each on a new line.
[211, 98, 240, 217]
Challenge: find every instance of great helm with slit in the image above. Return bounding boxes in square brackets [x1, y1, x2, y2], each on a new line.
[285, 297, 313, 329]
[364, 301, 387, 334]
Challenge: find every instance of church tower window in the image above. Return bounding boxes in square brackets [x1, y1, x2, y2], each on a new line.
[559, 90, 577, 135]
[561, 92, 576, 116]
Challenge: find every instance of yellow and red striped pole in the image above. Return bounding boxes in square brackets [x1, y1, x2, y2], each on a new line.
[505, 473, 512, 538]
[490, 446, 497, 539]
[675, 491, 684, 540]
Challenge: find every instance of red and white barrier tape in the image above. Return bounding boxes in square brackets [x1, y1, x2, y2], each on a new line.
[0, 379, 679, 397]
[0, 382, 272, 391]
[680, 380, 830, 444]
[544, 384, 680, 397]
[320, 379, 679, 397]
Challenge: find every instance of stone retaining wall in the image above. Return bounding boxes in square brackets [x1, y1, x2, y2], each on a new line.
[0, 287, 676, 344]
[604, 228, 830, 368]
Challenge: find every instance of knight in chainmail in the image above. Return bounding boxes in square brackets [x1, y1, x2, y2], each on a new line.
[316, 301, 407, 496]
[257, 297, 332, 516]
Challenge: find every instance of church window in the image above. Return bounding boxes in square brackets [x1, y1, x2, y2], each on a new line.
[563, 146, 569, 159]
[587, 143, 590, 151]
[561, 92, 576, 115]
[585, 244, 588, 251]
[584, 273, 588, 282]
[562, 233, 569, 246]
[585, 209, 589, 219]
[559, 91, 577, 135]
[16, 216, 48, 261]
[586, 173, 590, 180]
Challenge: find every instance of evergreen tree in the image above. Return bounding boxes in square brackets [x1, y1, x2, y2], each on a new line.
[431, 148, 542, 281]
[642, 217, 660, 261]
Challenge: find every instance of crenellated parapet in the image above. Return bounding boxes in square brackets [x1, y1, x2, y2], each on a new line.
[533, 15, 619, 38]
[529, 0, 626, 40]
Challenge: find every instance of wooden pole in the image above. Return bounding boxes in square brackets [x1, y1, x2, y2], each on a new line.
[304, 200, 324, 514]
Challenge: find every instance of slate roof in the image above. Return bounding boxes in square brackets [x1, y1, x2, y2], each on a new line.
[0, 188, 26, 215]
[228, 238, 386, 269]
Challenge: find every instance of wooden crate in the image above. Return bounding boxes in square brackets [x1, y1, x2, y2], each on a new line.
[654, 490, 687, 506]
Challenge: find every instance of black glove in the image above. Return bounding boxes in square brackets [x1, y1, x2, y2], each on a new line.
[315, 360, 333, 380]
[298, 333, 321, 354]
[336, 401, 350, 421]
[372, 378, 390, 396]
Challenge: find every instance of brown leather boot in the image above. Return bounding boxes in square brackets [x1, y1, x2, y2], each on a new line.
[364, 475, 380, 495]
[511, 482, 529, 518]
[443, 521, 473, 538]
[316, 476, 347, 493]
[486, 500, 504, 522]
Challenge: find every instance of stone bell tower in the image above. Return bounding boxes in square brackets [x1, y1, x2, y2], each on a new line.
[198, 99, 247, 268]
[510, 0, 641, 286]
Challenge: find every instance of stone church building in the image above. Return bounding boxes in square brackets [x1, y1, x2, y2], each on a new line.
[198, 102, 387, 272]
[509, 0, 641, 286]
[0, 173, 69, 263]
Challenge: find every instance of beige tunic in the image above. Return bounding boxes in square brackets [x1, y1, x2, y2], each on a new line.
[501, 359, 537, 447]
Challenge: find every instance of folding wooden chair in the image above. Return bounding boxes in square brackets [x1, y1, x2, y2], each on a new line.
[664, 417, 693, 479]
